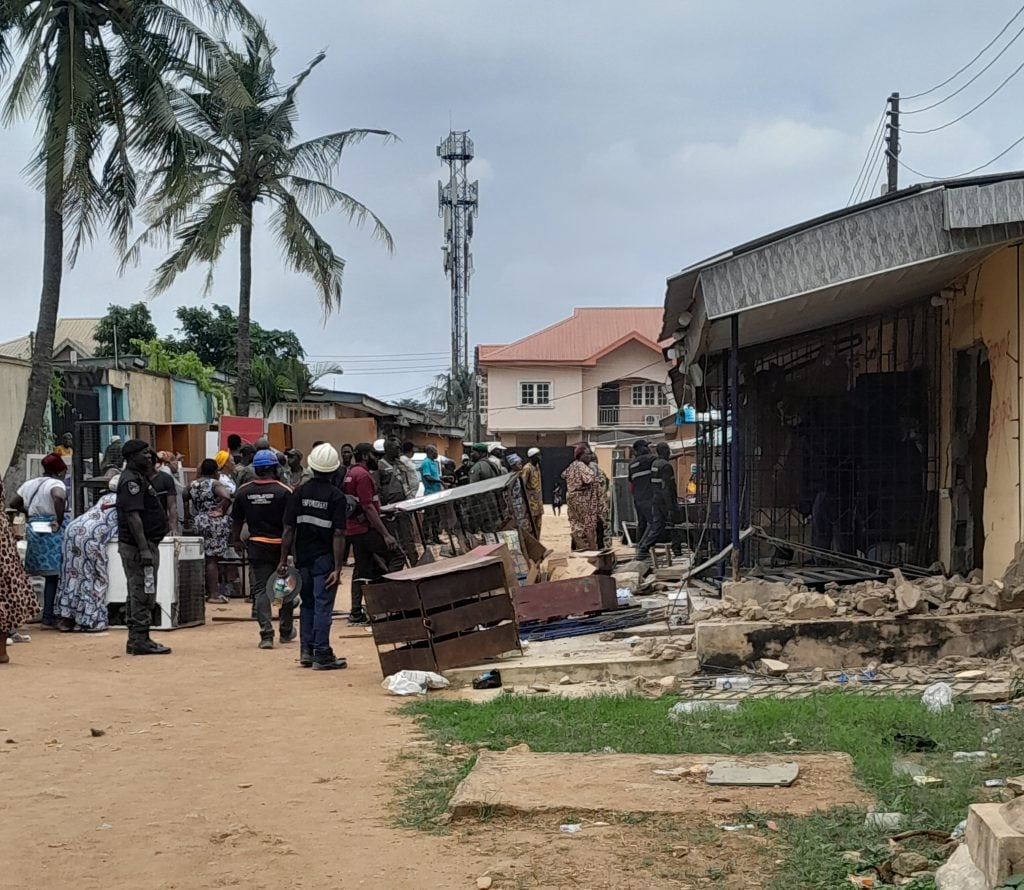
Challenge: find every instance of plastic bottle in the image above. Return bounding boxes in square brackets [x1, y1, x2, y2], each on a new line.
[144, 566, 155, 596]
[272, 578, 288, 607]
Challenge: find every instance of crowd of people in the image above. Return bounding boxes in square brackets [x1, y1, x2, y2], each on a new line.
[0, 432, 681, 666]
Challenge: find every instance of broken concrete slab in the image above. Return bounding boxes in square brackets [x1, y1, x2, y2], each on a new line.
[896, 583, 927, 614]
[784, 591, 836, 620]
[760, 658, 789, 676]
[444, 650, 698, 688]
[695, 610, 1024, 670]
[449, 751, 870, 819]
[705, 760, 799, 787]
[722, 579, 793, 606]
[967, 796, 1024, 886]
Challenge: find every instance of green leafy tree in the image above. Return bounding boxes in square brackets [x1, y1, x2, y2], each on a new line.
[250, 355, 287, 419]
[127, 27, 395, 415]
[166, 303, 303, 369]
[1, 0, 255, 488]
[95, 302, 159, 357]
[132, 338, 233, 415]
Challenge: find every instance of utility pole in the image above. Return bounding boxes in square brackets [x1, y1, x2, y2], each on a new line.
[885, 92, 900, 194]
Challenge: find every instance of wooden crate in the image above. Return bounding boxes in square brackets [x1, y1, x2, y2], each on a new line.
[364, 552, 520, 677]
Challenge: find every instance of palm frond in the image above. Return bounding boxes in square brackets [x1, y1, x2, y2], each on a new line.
[288, 129, 397, 181]
[284, 175, 394, 252]
[269, 190, 345, 316]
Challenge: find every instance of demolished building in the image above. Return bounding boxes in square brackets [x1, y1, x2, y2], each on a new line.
[662, 172, 1024, 582]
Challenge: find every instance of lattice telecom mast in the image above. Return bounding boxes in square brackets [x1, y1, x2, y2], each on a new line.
[438, 131, 479, 376]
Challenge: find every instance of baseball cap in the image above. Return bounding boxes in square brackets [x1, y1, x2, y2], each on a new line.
[633, 438, 650, 451]
[527, 447, 541, 457]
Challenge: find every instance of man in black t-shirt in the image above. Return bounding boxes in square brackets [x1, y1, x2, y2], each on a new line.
[231, 449, 296, 650]
[279, 443, 348, 671]
[116, 439, 170, 656]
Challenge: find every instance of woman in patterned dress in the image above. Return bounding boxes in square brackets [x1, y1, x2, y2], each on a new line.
[54, 476, 120, 632]
[0, 478, 38, 664]
[189, 459, 233, 604]
[561, 444, 603, 551]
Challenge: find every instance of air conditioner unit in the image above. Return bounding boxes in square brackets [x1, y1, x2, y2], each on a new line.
[644, 415, 659, 426]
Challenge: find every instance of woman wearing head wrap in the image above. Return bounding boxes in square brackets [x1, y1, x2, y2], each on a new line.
[10, 453, 69, 627]
[54, 476, 121, 632]
[190, 459, 234, 603]
[215, 450, 237, 495]
[0, 477, 37, 663]
[561, 445, 603, 551]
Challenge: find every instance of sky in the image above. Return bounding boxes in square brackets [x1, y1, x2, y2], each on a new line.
[2, 1, 1024, 401]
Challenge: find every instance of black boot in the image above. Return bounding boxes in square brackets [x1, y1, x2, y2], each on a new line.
[127, 637, 172, 656]
[299, 645, 314, 668]
[311, 648, 347, 671]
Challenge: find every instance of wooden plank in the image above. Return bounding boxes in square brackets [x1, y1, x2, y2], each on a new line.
[364, 581, 422, 614]
[379, 645, 437, 677]
[370, 615, 429, 646]
[428, 596, 515, 637]
[419, 563, 508, 609]
[513, 575, 618, 622]
[433, 623, 519, 671]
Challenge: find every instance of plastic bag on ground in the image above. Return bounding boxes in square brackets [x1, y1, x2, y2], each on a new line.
[922, 681, 954, 713]
[669, 700, 739, 719]
[382, 669, 450, 696]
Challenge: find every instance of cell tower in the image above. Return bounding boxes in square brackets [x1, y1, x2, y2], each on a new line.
[438, 131, 479, 377]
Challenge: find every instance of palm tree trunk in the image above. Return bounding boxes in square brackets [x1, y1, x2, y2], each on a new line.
[235, 205, 254, 415]
[4, 159, 64, 491]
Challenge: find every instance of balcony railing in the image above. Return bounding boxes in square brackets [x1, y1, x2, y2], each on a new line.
[598, 405, 671, 427]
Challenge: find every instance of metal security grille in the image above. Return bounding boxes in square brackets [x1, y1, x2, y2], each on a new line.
[175, 556, 206, 626]
[694, 302, 942, 571]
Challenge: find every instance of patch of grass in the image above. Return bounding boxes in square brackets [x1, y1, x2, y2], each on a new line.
[392, 753, 476, 832]
[404, 693, 1024, 886]
[406, 692, 1024, 826]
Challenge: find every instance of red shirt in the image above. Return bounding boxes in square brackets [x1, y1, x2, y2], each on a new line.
[343, 463, 378, 536]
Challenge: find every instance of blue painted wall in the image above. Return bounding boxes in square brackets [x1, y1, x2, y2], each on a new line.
[172, 378, 213, 423]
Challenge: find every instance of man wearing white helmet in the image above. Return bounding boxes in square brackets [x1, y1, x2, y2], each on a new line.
[279, 443, 348, 670]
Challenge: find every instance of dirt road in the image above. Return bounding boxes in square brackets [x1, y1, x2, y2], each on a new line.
[1, 595, 493, 890]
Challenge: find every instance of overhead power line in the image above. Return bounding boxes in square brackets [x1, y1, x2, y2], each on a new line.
[901, 19, 1024, 115]
[902, 55, 1024, 134]
[887, 132, 1024, 180]
[903, 2, 1024, 100]
[846, 107, 887, 206]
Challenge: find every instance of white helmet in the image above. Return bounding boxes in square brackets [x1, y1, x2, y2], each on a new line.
[308, 443, 341, 474]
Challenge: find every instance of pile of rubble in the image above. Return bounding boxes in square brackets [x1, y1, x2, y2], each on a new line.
[698, 569, 1024, 623]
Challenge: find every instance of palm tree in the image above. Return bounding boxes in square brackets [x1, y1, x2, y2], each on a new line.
[0, 0, 254, 488]
[426, 369, 476, 430]
[278, 358, 342, 404]
[127, 27, 395, 414]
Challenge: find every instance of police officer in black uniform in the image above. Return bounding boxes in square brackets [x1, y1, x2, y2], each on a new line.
[116, 439, 171, 655]
[628, 439, 657, 559]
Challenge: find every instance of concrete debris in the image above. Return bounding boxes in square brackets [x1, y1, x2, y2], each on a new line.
[631, 637, 694, 660]
[690, 572, 1024, 626]
[760, 658, 790, 676]
[784, 591, 836, 620]
[476, 878, 493, 890]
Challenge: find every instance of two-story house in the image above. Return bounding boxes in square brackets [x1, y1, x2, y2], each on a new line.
[478, 307, 673, 448]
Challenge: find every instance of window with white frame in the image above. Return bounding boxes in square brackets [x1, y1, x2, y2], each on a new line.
[520, 381, 551, 406]
[631, 383, 668, 407]
[477, 375, 488, 411]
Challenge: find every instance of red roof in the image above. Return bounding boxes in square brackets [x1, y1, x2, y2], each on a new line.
[478, 307, 665, 366]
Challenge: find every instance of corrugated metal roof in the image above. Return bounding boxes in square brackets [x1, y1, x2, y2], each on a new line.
[478, 307, 665, 366]
[0, 317, 100, 359]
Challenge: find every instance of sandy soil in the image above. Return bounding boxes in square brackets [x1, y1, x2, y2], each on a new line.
[1, 510, 771, 889]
